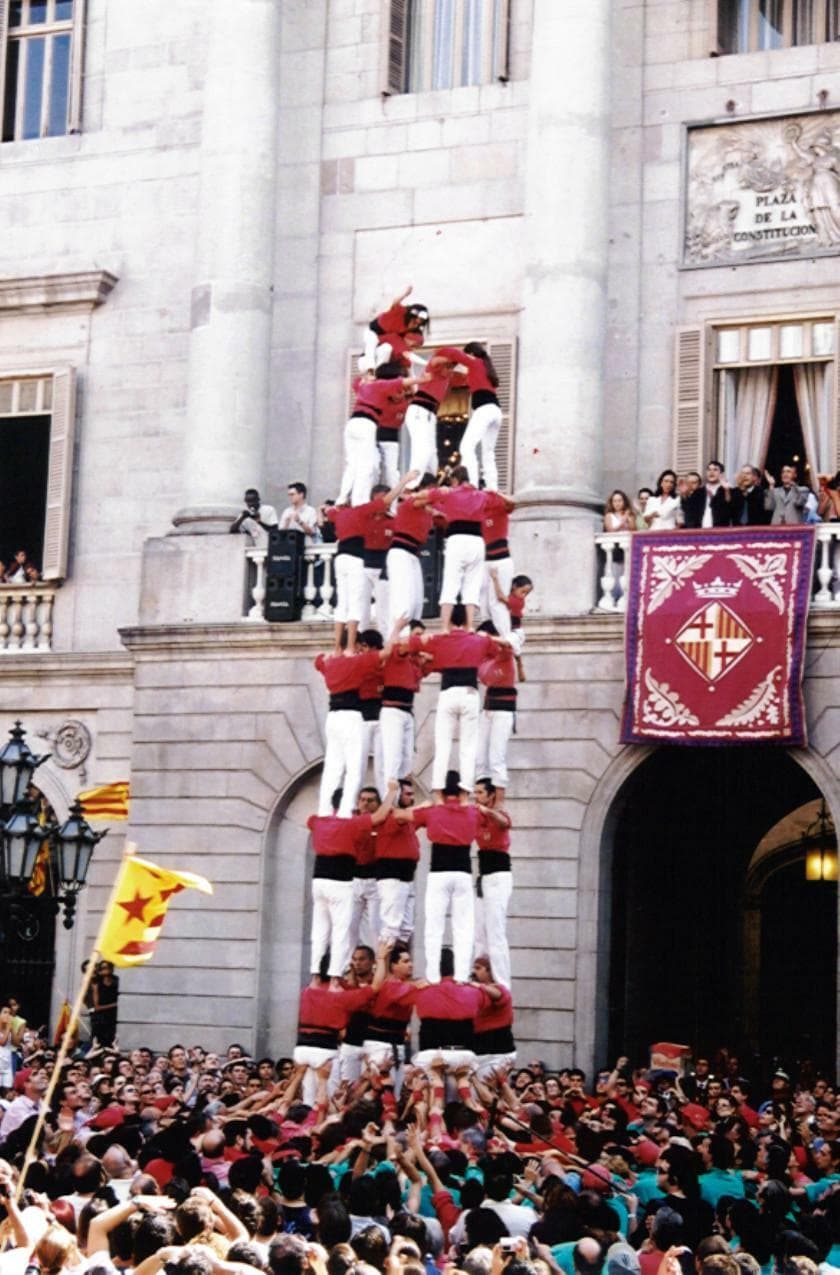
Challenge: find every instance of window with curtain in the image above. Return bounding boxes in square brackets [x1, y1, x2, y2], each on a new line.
[1, 0, 85, 142]
[386, 0, 510, 94]
[718, 0, 840, 53]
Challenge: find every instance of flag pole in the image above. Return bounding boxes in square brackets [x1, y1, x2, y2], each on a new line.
[14, 841, 137, 1202]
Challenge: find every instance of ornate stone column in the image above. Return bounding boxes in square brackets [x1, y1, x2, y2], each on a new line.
[512, 0, 611, 614]
[173, 0, 279, 533]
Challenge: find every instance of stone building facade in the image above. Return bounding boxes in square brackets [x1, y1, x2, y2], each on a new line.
[2, 0, 840, 1070]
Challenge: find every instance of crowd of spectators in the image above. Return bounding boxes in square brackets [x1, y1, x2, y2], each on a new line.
[603, 463, 840, 534]
[1, 1011, 840, 1275]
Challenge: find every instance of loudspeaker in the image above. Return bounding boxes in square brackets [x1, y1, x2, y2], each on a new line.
[419, 528, 444, 618]
[265, 528, 304, 622]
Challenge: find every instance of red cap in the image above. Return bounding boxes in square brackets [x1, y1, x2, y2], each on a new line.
[144, 1157, 174, 1188]
[633, 1138, 660, 1166]
[681, 1102, 711, 1130]
[581, 1164, 611, 1193]
[90, 1105, 126, 1130]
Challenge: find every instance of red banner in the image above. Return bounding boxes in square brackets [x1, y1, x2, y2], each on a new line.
[621, 527, 814, 746]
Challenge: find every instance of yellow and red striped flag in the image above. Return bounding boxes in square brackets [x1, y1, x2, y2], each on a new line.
[78, 782, 130, 821]
[98, 855, 213, 968]
[28, 842, 51, 896]
[53, 1000, 74, 1045]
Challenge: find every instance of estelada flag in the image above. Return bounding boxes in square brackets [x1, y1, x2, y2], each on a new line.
[98, 856, 213, 968]
[78, 782, 130, 821]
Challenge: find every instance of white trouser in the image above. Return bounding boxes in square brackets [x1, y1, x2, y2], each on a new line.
[361, 718, 385, 795]
[380, 706, 415, 784]
[339, 416, 379, 506]
[362, 328, 379, 372]
[336, 1041, 366, 1085]
[293, 1045, 338, 1105]
[475, 869, 513, 988]
[482, 557, 514, 636]
[377, 875, 415, 943]
[351, 876, 380, 951]
[333, 553, 366, 623]
[476, 709, 514, 788]
[319, 710, 365, 816]
[440, 534, 485, 607]
[433, 685, 480, 790]
[387, 547, 425, 629]
[405, 404, 438, 484]
[424, 870, 474, 982]
[310, 878, 354, 976]
[363, 1039, 406, 1096]
[379, 439, 401, 489]
[414, 1047, 476, 1073]
[360, 566, 390, 632]
[474, 1050, 517, 1080]
[461, 402, 502, 491]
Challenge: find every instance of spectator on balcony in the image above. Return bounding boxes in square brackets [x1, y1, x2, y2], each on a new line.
[279, 482, 320, 542]
[764, 465, 809, 525]
[730, 466, 770, 526]
[3, 549, 38, 583]
[635, 487, 654, 530]
[603, 491, 635, 533]
[680, 461, 732, 529]
[229, 489, 279, 549]
[643, 470, 682, 531]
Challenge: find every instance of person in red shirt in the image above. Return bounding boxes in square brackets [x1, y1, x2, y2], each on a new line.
[404, 353, 459, 486]
[394, 769, 481, 982]
[412, 946, 495, 1071]
[314, 639, 384, 817]
[363, 939, 427, 1089]
[306, 798, 387, 983]
[292, 969, 374, 1106]
[380, 621, 430, 789]
[338, 365, 416, 507]
[360, 488, 394, 635]
[361, 284, 430, 372]
[475, 620, 517, 801]
[386, 475, 437, 634]
[488, 572, 533, 673]
[325, 472, 417, 656]
[472, 955, 516, 1079]
[351, 786, 385, 951]
[436, 343, 502, 491]
[408, 607, 503, 795]
[414, 467, 513, 631]
[473, 777, 513, 989]
[373, 777, 421, 944]
[481, 494, 517, 638]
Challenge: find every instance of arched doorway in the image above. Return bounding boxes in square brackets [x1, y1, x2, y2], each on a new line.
[606, 747, 837, 1074]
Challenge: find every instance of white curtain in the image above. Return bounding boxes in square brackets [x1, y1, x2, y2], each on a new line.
[461, 0, 483, 85]
[793, 361, 832, 490]
[729, 365, 779, 475]
[432, 0, 455, 88]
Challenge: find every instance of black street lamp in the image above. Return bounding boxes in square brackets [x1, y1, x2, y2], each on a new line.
[0, 721, 106, 930]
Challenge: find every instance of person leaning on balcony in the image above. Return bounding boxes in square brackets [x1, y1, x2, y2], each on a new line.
[764, 464, 809, 525]
[279, 482, 321, 542]
[229, 488, 279, 549]
[603, 490, 635, 533]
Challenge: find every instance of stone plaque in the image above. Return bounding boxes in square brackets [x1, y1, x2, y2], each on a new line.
[684, 111, 840, 267]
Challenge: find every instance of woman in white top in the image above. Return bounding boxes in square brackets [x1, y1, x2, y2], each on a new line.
[603, 490, 635, 532]
[643, 469, 682, 530]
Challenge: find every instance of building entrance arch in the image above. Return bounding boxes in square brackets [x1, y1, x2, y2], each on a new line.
[596, 746, 837, 1074]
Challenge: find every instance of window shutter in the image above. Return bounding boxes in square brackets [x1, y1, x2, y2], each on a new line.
[0, 0, 8, 142]
[673, 325, 709, 475]
[488, 339, 516, 494]
[68, 0, 87, 134]
[383, 0, 409, 94]
[42, 366, 77, 581]
[493, 0, 511, 80]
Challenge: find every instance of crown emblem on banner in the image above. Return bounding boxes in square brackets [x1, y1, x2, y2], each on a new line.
[692, 577, 742, 599]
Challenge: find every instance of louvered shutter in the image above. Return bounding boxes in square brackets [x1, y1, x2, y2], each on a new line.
[493, 0, 511, 81]
[0, 0, 8, 143]
[383, 0, 409, 95]
[488, 339, 516, 494]
[673, 326, 709, 475]
[68, 0, 87, 133]
[42, 367, 77, 581]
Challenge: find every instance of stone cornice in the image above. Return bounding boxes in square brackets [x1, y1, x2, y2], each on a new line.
[0, 270, 119, 314]
[0, 652, 133, 681]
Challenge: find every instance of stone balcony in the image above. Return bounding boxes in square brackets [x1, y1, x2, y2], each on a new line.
[0, 583, 58, 651]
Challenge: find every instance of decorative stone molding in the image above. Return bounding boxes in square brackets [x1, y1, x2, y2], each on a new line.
[35, 718, 92, 785]
[0, 271, 118, 314]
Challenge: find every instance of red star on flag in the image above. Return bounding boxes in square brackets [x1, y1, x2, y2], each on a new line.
[157, 884, 185, 903]
[117, 890, 153, 924]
